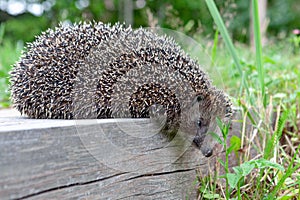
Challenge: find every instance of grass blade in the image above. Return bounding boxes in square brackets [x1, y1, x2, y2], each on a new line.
[252, 0, 266, 107]
[264, 109, 289, 159]
[211, 29, 219, 66]
[205, 0, 253, 104]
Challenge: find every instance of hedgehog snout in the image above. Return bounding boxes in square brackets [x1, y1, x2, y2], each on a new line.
[200, 146, 214, 157]
[192, 117, 214, 157]
[193, 134, 213, 157]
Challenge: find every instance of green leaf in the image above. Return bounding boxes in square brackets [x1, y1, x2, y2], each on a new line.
[230, 135, 241, 152]
[227, 173, 241, 188]
[240, 162, 256, 176]
[227, 144, 236, 155]
[232, 166, 243, 176]
[250, 158, 284, 171]
[278, 196, 294, 200]
[209, 131, 224, 145]
[232, 162, 256, 177]
[216, 117, 230, 139]
[203, 193, 221, 199]
[216, 117, 223, 130]
[218, 158, 225, 167]
[227, 135, 241, 154]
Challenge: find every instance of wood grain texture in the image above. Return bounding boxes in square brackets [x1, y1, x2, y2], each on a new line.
[0, 109, 213, 200]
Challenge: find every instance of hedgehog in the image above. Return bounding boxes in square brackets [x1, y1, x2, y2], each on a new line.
[10, 22, 233, 157]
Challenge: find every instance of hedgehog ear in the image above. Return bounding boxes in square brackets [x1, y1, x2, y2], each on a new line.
[191, 95, 204, 106]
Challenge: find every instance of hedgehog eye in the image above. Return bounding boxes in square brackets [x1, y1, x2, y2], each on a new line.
[196, 95, 204, 102]
[197, 119, 202, 127]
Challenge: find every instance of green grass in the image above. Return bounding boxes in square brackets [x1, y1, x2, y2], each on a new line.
[195, 1, 300, 199]
[205, 0, 252, 105]
[0, 24, 22, 108]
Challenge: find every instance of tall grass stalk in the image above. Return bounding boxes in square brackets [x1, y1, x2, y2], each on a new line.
[0, 24, 5, 44]
[205, 0, 253, 104]
[252, 0, 266, 107]
[211, 29, 219, 66]
[264, 109, 289, 159]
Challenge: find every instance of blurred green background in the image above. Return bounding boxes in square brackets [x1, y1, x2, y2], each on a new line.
[0, 0, 300, 108]
[1, 0, 300, 43]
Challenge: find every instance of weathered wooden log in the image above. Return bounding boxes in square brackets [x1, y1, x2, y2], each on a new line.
[0, 109, 214, 200]
[0, 108, 258, 199]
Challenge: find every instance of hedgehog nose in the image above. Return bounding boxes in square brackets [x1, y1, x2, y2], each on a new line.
[202, 148, 213, 157]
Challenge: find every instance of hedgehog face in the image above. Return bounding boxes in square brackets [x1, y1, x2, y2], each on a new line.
[193, 117, 213, 157]
[187, 93, 232, 157]
[184, 95, 219, 157]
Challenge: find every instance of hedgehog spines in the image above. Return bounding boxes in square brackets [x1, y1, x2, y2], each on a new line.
[10, 21, 232, 124]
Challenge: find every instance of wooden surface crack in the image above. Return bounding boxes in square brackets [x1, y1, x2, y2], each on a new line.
[14, 172, 127, 200]
[122, 168, 196, 182]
